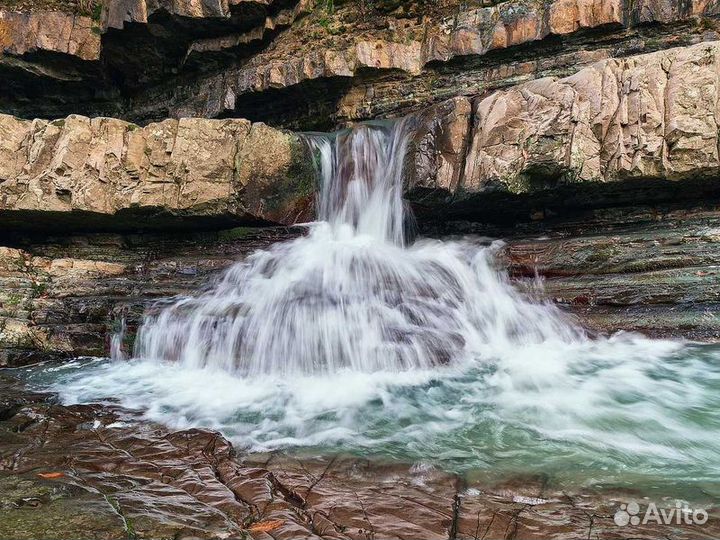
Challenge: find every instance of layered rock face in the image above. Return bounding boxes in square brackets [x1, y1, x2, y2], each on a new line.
[3, 41, 720, 231]
[191, 0, 720, 128]
[2, 201, 719, 367]
[0, 0, 310, 119]
[0, 114, 315, 230]
[0, 227, 298, 365]
[1, 36, 720, 362]
[0, 10, 100, 59]
[3, 0, 720, 126]
[407, 40, 720, 218]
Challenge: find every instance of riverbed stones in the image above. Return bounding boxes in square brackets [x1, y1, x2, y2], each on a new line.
[0, 376, 717, 539]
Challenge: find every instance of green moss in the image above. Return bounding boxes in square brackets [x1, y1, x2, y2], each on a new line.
[4, 293, 23, 307]
[289, 137, 318, 198]
[505, 173, 533, 194]
[104, 495, 137, 540]
[258, 136, 317, 216]
[585, 246, 620, 264]
[319, 0, 335, 13]
[30, 282, 47, 297]
[314, 0, 337, 32]
[218, 227, 254, 241]
[0, 0, 103, 17]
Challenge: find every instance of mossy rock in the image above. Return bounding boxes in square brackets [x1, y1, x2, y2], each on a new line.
[0, 474, 127, 540]
[0, 0, 102, 16]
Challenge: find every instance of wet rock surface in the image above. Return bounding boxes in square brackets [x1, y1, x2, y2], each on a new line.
[0, 226, 300, 365]
[0, 374, 716, 539]
[428, 200, 720, 341]
[500, 203, 720, 340]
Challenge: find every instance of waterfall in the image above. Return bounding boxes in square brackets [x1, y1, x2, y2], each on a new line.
[309, 119, 410, 246]
[132, 119, 585, 375]
[51, 121, 716, 489]
[110, 317, 127, 361]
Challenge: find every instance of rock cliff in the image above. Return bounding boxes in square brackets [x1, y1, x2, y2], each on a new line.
[0, 0, 311, 118]
[407, 40, 720, 221]
[3, 41, 720, 231]
[3, 0, 720, 126]
[0, 114, 315, 230]
[1, 7, 720, 361]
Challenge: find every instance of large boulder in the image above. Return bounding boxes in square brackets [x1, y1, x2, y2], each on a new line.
[467, 40, 720, 190]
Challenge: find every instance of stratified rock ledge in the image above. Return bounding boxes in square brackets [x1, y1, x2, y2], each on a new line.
[3, 42, 720, 230]
[0, 114, 315, 231]
[408, 40, 720, 212]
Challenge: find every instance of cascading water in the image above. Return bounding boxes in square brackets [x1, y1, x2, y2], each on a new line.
[132, 120, 584, 375]
[28, 119, 720, 497]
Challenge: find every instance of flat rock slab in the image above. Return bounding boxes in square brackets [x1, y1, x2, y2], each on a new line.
[0, 375, 717, 539]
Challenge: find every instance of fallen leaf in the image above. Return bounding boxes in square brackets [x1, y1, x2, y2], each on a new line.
[37, 472, 64, 479]
[248, 520, 284, 533]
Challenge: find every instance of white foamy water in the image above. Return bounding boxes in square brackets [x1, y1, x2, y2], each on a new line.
[133, 120, 582, 375]
[36, 337, 720, 495]
[29, 120, 720, 495]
